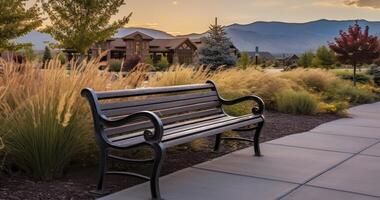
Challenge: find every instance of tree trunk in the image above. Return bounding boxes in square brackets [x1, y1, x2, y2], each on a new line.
[353, 64, 357, 86]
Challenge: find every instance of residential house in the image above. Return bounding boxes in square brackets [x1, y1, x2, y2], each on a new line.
[277, 54, 299, 66]
[91, 32, 197, 65]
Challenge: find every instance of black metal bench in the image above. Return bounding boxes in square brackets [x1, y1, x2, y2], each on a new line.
[81, 80, 265, 200]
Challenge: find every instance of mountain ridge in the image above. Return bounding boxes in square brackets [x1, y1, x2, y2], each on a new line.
[16, 19, 380, 54]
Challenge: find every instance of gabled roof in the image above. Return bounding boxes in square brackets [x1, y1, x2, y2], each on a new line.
[122, 31, 154, 40]
[149, 38, 197, 52]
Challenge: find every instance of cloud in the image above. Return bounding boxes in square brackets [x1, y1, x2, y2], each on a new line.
[344, 0, 380, 9]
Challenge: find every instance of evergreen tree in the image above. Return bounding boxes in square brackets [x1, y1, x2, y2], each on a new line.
[41, 0, 132, 55]
[313, 46, 336, 69]
[0, 0, 42, 53]
[43, 46, 52, 64]
[298, 50, 314, 68]
[238, 52, 251, 69]
[199, 18, 236, 69]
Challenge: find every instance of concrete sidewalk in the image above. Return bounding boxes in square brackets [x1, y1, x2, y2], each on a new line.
[100, 102, 380, 200]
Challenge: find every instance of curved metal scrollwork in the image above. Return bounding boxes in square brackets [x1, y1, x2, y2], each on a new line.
[206, 80, 265, 115]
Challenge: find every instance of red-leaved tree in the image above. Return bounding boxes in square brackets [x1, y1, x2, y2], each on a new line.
[329, 23, 380, 86]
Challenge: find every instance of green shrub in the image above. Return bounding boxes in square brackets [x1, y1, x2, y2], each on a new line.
[155, 56, 170, 71]
[275, 90, 318, 115]
[335, 70, 373, 84]
[368, 65, 380, 86]
[326, 80, 376, 104]
[108, 59, 122, 72]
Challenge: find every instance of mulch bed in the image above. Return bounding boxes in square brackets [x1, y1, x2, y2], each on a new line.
[0, 111, 341, 200]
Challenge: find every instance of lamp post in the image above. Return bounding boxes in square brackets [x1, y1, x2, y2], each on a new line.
[255, 46, 259, 66]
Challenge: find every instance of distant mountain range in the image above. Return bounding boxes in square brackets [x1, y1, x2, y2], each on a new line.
[16, 19, 380, 54]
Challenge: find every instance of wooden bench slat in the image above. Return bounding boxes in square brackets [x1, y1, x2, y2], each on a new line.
[108, 114, 229, 142]
[164, 117, 263, 147]
[102, 95, 220, 117]
[105, 109, 223, 136]
[112, 115, 262, 147]
[100, 91, 218, 111]
[109, 115, 252, 143]
[163, 115, 257, 141]
[96, 84, 213, 100]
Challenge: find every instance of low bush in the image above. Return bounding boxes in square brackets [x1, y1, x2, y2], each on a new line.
[368, 65, 380, 86]
[211, 68, 298, 109]
[281, 68, 337, 92]
[334, 70, 373, 84]
[275, 90, 318, 115]
[317, 101, 349, 116]
[154, 56, 170, 71]
[325, 80, 377, 104]
[0, 57, 146, 180]
[108, 59, 122, 72]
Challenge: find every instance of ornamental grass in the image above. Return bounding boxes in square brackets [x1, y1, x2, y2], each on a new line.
[0, 56, 146, 180]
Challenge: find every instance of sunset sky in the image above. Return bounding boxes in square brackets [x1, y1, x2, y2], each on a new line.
[27, 0, 380, 35]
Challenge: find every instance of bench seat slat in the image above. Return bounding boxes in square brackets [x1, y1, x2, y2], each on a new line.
[163, 115, 259, 141]
[100, 91, 218, 111]
[105, 109, 223, 136]
[111, 115, 263, 148]
[108, 114, 232, 142]
[164, 117, 263, 147]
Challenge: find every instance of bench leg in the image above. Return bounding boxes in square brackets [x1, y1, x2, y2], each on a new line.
[150, 143, 166, 200]
[92, 147, 109, 195]
[213, 133, 222, 152]
[254, 121, 265, 157]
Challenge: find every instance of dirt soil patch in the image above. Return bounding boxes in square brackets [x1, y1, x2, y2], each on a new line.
[0, 111, 341, 200]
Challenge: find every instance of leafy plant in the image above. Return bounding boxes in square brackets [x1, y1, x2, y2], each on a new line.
[326, 80, 376, 104]
[298, 50, 314, 68]
[275, 90, 318, 115]
[312, 46, 336, 69]
[0, 0, 42, 52]
[368, 65, 380, 86]
[108, 59, 122, 72]
[41, 0, 131, 55]
[155, 56, 170, 71]
[329, 23, 380, 86]
[237, 52, 251, 69]
[335, 70, 373, 84]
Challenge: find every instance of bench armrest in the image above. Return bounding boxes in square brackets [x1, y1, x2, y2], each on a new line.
[100, 111, 164, 144]
[221, 95, 265, 115]
[81, 88, 164, 145]
[206, 80, 265, 115]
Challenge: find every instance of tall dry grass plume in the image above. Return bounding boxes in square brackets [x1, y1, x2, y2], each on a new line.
[148, 65, 211, 87]
[0, 55, 147, 180]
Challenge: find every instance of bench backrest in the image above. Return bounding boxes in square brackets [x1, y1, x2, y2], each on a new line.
[83, 81, 224, 138]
